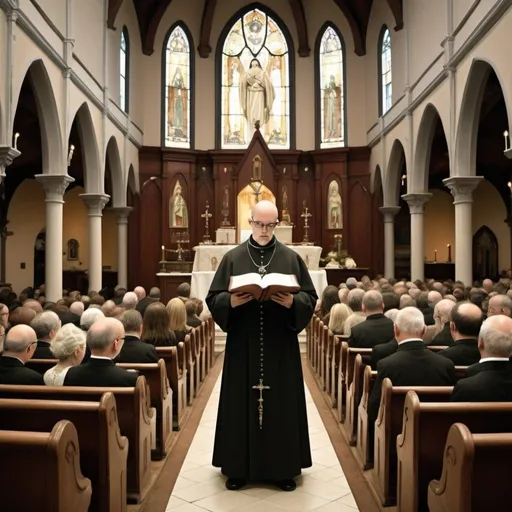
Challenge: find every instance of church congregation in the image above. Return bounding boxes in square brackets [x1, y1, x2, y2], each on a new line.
[2, 0, 512, 510]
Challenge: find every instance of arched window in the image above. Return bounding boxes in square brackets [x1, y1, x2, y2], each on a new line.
[120, 27, 129, 113]
[379, 26, 392, 115]
[163, 24, 193, 148]
[219, 7, 292, 149]
[317, 24, 346, 148]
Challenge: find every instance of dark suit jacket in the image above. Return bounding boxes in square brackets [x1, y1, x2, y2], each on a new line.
[422, 307, 435, 326]
[0, 356, 44, 385]
[136, 297, 159, 318]
[369, 340, 456, 421]
[187, 315, 202, 328]
[56, 310, 81, 327]
[32, 340, 53, 359]
[431, 322, 455, 346]
[371, 339, 398, 369]
[64, 357, 139, 387]
[451, 360, 512, 402]
[439, 338, 480, 366]
[115, 335, 158, 364]
[348, 313, 395, 349]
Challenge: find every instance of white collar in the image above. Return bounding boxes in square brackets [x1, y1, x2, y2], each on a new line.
[398, 338, 423, 346]
[479, 357, 510, 363]
[89, 355, 113, 361]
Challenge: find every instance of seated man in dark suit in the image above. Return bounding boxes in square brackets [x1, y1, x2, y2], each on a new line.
[451, 315, 512, 402]
[185, 300, 202, 328]
[115, 310, 158, 363]
[369, 307, 456, 422]
[430, 299, 456, 346]
[136, 287, 160, 318]
[30, 311, 61, 359]
[64, 317, 138, 387]
[177, 282, 191, 303]
[0, 324, 43, 384]
[371, 309, 399, 369]
[439, 302, 483, 366]
[348, 291, 394, 349]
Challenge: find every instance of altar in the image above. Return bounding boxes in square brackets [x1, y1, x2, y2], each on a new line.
[192, 244, 323, 271]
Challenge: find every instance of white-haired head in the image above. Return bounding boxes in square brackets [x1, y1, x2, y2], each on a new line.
[385, 308, 399, 323]
[80, 307, 105, 331]
[122, 291, 138, 310]
[394, 307, 425, 341]
[69, 301, 84, 316]
[478, 314, 512, 358]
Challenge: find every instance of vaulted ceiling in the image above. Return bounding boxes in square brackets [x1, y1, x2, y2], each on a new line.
[108, 0, 403, 57]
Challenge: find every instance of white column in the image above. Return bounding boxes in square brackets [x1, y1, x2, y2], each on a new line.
[379, 206, 401, 278]
[80, 193, 110, 293]
[110, 207, 132, 290]
[443, 177, 483, 286]
[402, 193, 432, 281]
[35, 174, 74, 302]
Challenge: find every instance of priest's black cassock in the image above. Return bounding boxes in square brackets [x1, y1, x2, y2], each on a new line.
[206, 235, 317, 481]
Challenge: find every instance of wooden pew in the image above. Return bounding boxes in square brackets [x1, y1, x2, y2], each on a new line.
[344, 353, 366, 445]
[0, 394, 126, 512]
[117, 359, 173, 459]
[207, 316, 215, 370]
[396, 392, 512, 512]
[156, 343, 187, 430]
[372, 380, 455, 506]
[0, 420, 92, 512]
[336, 341, 349, 422]
[356, 365, 377, 470]
[184, 333, 197, 405]
[26, 358, 56, 374]
[0, 376, 152, 504]
[428, 423, 512, 512]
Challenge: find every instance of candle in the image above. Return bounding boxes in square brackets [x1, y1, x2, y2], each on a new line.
[447, 244, 452, 263]
[505, 130, 509, 151]
[161, 245, 165, 262]
[434, 250, 437, 263]
[13, 133, 19, 150]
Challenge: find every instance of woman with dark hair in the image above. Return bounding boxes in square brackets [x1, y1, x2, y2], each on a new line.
[318, 285, 341, 323]
[141, 302, 176, 347]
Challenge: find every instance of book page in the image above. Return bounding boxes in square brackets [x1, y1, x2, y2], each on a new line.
[261, 273, 299, 289]
[228, 273, 262, 292]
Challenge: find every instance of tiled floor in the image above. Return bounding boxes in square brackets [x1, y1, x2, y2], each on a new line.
[166, 374, 359, 512]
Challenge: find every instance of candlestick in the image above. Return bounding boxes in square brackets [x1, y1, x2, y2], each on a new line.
[505, 130, 509, 152]
[447, 244, 452, 263]
[434, 249, 437, 263]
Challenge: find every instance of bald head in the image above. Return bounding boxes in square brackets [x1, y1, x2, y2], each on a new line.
[133, 286, 146, 300]
[3, 324, 37, 362]
[250, 200, 278, 246]
[428, 290, 442, 307]
[24, 299, 43, 314]
[434, 299, 456, 324]
[450, 302, 483, 339]
[488, 294, 512, 317]
[482, 279, 494, 293]
[479, 315, 512, 358]
[86, 317, 125, 358]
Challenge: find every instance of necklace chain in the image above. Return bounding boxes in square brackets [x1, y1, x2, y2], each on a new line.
[246, 241, 277, 276]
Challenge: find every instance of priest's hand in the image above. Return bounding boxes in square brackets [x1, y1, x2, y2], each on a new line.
[230, 292, 254, 308]
[271, 292, 293, 309]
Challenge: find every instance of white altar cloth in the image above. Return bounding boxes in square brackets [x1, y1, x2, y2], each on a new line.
[190, 270, 328, 309]
[192, 244, 323, 272]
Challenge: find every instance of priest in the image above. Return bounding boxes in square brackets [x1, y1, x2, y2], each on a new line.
[206, 200, 317, 492]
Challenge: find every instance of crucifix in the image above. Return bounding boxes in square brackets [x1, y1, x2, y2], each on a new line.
[301, 200, 312, 244]
[201, 201, 213, 244]
[252, 378, 271, 429]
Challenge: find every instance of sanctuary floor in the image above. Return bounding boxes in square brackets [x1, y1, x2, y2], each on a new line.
[164, 371, 360, 512]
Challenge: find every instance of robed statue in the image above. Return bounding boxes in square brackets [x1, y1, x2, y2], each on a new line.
[239, 58, 275, 129]
[327, 180, 342, 229]
[169, 180, 189, 228]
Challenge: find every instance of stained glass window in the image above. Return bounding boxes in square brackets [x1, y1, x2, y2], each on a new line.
[120, 27, 129, 112]
[164, 25, 191, 148]
[220, 8, 290, 149]
[380, 27, 392, 115]
[319, 26, 345, 148]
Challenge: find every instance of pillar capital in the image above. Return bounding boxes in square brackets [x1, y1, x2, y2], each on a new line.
[110, 206, 133, 224]
[402, 193, 432, 214]
[379, 206, 401, 222]
[80, 193, 110, 216]
[443, 176, 483, 204]
[0, 145, 20, 183]
[35, 174, 74, 202]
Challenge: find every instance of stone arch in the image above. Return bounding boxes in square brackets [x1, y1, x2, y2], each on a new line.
[69, 102, 101, 193]
[371, 164, 383, 195]
[413, 103, 449, 192]
[13, 59, 64, 173]
[105, 136, 124, 206]
[455, 58, 512, 177]
[127, 164, 139, 196]
[384, 138, 406, 205]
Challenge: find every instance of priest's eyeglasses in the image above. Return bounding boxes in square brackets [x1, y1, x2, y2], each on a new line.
[250, 219, 278, 230]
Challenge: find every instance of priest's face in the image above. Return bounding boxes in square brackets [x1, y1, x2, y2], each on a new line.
[250, 212, 278, 245]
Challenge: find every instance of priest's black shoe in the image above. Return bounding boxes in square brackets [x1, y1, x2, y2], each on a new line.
[276, 479, 296, 492]
[225, 478, 247, 491]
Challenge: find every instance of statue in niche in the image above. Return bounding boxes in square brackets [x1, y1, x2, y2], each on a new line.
[240, 59, 275, 130]
[169, 180, 189, 228]
[67, 239, 79, 261]
[280, 185, 291, 225]
[327, 180, 342, 229]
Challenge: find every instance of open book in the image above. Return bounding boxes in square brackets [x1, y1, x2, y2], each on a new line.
[229, 273, 300, 301]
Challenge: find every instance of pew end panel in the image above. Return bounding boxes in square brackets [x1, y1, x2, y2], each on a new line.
[356, 366, 376, 470]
